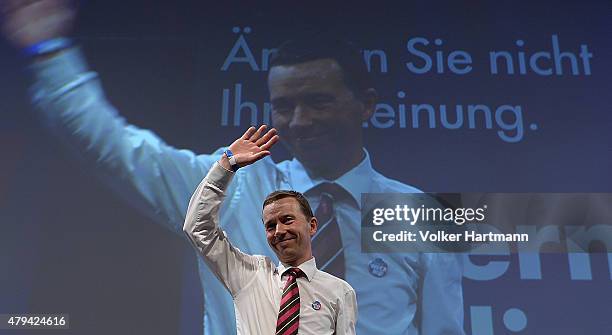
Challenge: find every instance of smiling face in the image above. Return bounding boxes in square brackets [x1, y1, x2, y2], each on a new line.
[263, 197, 317, 266]
[268, 58, 375, 179]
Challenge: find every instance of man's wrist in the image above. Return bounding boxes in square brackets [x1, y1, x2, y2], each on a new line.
[23, 37, 74, 59]
[219, 154, 232, 171]
[222, 149, 240, 172]
[32, 48, 71, 62]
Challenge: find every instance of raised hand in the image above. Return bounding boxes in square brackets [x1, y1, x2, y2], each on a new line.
[0, 0, 75, 49]
[220, 125, 279, 170]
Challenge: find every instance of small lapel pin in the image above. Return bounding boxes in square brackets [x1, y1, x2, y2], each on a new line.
[368, 257, 388, 277]
[312, 300, 321, 310]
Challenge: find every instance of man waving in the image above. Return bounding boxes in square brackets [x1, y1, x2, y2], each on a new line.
[183, 125, 357, 335]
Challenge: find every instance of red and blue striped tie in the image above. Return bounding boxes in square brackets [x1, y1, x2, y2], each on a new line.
[276, 268, 304, 335]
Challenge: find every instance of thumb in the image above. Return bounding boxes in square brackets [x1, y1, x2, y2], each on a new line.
[251, 151, 270, 162]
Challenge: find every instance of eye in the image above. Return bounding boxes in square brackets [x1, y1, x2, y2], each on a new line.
[271, 100, 294, 115]
[273, 107, 291, 115]
[306, 95, 335, 109]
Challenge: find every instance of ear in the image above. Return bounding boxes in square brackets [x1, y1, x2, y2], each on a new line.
[360, 88, 378, 121]
[309, 217, 318, 237]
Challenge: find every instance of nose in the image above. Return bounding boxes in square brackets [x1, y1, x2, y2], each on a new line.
[274, 223, 287, 237]
[289, 104, 314, 130]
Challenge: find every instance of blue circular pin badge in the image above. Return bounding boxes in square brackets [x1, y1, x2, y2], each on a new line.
[312, 301, 321, 310]
[368, 257, 388, 277]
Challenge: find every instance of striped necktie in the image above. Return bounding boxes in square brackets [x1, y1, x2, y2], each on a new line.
[311, 183, 346, 279]
[276, 268, 304, 335]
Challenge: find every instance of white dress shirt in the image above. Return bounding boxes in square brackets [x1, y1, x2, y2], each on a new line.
[183, 162, 357, 335]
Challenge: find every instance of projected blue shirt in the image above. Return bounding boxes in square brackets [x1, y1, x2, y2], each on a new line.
[29, 48, 465, 335]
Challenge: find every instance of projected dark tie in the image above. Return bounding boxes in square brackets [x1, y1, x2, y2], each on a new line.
[276, 268, 304, 335]
[311, 183, 345, 279]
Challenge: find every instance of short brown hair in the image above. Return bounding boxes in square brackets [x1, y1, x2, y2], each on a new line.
[263, 190, 314, 219]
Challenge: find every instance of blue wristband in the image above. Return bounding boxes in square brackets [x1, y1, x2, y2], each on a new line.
[224, 149, 240, 172]
[23, 37, 73, 57]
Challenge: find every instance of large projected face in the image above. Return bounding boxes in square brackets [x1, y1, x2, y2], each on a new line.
[268, 58, 373, 178]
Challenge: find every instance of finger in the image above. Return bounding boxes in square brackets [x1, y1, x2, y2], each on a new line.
[252, 151, 271, 161]
[255, 127, 277, 146]
[5, 0, 47, 13]
[260, 135, 279, 151]
[248, 124, 267, 142]
[241, 126, 256, 140]
[1, 0, 35, 15]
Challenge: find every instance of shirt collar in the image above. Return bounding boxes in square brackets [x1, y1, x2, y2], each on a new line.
[287, 149, 375, 208]
[276, 257, 318, 282]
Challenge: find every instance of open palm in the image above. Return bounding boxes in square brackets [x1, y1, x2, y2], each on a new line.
[1, 0, 76, 49]
[228, 125, 279, 168]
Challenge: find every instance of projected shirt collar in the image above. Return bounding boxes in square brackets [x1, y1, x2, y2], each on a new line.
[287, 148, 373, 209]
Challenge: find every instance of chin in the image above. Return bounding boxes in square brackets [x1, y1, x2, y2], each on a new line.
[278, 249, 298, 262]
[295, 147, 335, 168]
